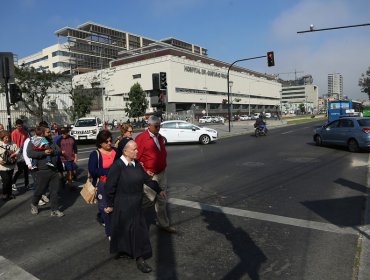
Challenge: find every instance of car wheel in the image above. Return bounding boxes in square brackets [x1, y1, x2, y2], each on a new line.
[199, 134, 210, 145]
[348, 139, 359, 152]
[162, 137, 168, 145]
[314, 135, 322, 146]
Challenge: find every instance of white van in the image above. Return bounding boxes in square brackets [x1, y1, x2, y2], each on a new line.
[70, 117, 103, 141]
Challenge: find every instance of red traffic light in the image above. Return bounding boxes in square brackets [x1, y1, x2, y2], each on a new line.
[267, 51, 275, 67]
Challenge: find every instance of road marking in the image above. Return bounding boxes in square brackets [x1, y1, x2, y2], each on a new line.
[281, 130, 294, 134]
[168, 197, 358, 235]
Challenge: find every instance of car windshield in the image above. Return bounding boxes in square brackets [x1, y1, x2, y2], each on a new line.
[75, 119, 97, 127]
[357, 119, 370, 127]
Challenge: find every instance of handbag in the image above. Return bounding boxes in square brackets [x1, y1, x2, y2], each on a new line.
[80, 178, 97, 204]
[80, 150, 99, 204]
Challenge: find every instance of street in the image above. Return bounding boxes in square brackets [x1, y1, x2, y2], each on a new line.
[0, 121, 369, 279]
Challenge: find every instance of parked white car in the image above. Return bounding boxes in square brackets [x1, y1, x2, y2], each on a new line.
[70, 117, 103, 141]
[239, 115, 251, 121]
[160, 120, 218, 144]
[199, 116, 213, 123]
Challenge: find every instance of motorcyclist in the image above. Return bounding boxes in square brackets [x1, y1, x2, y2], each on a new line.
[254, 115, 267, 133]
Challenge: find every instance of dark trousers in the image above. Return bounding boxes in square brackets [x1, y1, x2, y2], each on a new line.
[12, 161, 29, 187]
[97, 181, 111, 237]
[31, 170, 61, 211]
[0, 169, 15, 197]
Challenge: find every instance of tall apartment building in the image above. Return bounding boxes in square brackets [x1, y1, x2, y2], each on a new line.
[328, 73, 343, 99]
[19, 22, 208, 74]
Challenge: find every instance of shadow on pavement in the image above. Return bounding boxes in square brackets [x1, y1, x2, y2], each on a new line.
[201, 205, 267, 280]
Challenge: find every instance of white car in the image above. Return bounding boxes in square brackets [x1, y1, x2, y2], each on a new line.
[70, 117, 103, 141]
[160, 120, 218, 145]
[199, 116, 213, 124]
[239, 115, 251, 121]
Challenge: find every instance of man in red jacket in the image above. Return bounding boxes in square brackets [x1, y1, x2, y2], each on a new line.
[135, 115, 176, 233]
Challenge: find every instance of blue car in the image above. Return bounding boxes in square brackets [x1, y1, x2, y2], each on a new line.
[313, 117, 370, 152]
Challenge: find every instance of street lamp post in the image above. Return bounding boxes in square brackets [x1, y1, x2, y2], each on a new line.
[226, 55, 266, 132]
[203, 87, 208, 116]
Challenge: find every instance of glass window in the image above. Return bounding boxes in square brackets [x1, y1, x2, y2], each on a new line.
[178, 122, 193, 130]
[339, 119, 354, 127]
[327, 120, 339, 129]
[161, 122, 177, 129]
[358, 119, 370, 127]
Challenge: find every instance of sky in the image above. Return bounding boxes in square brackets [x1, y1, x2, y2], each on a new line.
[1, 0, 370, 100]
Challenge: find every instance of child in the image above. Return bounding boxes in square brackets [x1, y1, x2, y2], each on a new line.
[30, 127, 54, 169]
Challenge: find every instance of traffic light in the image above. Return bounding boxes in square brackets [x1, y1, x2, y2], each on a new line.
[152, 73, 160, 90]
[9, 83, 22, 104]
[267, 51, 275, 67]
[160, 72, 167, 90]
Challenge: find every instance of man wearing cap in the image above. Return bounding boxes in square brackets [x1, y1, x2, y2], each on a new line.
[135, 115, 176, 233]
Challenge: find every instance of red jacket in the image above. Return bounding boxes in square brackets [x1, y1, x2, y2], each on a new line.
[136, 130, 167, 174]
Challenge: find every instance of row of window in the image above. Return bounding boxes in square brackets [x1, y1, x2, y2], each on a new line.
[23, 55, 48, 66]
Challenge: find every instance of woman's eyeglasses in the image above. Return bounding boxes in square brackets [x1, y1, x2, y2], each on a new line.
[104, 139, 113, 143]
[127, 130, 133, 133]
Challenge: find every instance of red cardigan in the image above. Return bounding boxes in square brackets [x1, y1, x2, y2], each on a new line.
[136, 130, 167, 174]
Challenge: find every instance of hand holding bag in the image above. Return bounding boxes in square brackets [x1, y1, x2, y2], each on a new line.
[80, 150, 99, 204]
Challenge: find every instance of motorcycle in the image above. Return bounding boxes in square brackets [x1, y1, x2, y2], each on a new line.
[255, 124, 267, 137]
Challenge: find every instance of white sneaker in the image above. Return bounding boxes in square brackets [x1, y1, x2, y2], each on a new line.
[12, 184, 17, 191]
[41, 195, 49, 203]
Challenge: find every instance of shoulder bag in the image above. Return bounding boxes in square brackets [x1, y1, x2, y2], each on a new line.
[80, 150, 99, 204]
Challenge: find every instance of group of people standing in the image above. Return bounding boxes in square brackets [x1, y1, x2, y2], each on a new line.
[88, 115, 175, 274]
[0, 119, 78, 217]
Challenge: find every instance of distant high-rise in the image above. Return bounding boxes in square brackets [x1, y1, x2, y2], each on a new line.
[328, 73, 343, 99]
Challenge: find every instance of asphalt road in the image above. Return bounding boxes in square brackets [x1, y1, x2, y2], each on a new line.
[0, 121, 368, 280]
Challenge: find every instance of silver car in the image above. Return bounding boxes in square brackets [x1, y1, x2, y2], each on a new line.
[313, 117, 370, 152]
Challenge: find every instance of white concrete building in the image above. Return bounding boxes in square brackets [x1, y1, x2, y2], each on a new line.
[73, 43, 282, 121]
[281, 84, 319, 114]
[328, 73, 343, 99]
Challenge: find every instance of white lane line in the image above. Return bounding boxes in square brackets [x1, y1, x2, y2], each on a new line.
[281, 131, 294, 134]
[168, 198, 357, 235]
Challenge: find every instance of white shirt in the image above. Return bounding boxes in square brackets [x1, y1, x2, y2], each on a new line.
[120, 155, 136, 167]
[23, 138, 32, 167]
[148, 130, 161, 151]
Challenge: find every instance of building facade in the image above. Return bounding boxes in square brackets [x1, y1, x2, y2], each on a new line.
[73, 43, 282, 122]
[328, 73, 343, 99]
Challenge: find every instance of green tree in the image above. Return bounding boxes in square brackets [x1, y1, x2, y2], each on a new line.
[124, 83, 148, 118]
[15, 66, 64, 122]
[67, 85, 97, 121]
[299, 103, 306, 113]
[359, 67, 370, 100]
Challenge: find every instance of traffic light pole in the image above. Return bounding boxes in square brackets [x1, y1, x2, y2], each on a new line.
[226, 55, 266, 132]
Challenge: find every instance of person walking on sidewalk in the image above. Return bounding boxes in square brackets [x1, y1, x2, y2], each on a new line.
[11, 119, 30, 191]
[22, 128, 49, 206]
[88, 130, 119, 239]
[27, 126, 64, 217]
[114, 123, 134, 158]
[104, 139, 166, 273]
[135, 115, 176, 233]
[0, 131, 19, 201]
[56, 127, 78, 188]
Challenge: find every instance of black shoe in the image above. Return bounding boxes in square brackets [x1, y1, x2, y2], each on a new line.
[114, 252, 133, 260]
[136, 258, 152, 273]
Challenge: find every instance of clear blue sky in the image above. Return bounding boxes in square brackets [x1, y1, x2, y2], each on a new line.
[1, 0, 370, 100]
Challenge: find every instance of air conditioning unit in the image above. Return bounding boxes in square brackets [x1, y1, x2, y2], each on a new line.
[48, 100, 58, 109]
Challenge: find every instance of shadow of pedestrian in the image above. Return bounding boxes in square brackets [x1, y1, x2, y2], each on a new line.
[201, 206, 267, 280]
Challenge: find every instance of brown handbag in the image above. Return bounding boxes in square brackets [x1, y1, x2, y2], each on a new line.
[80, 178, 97, 204]
[80, 150, 99, 204]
